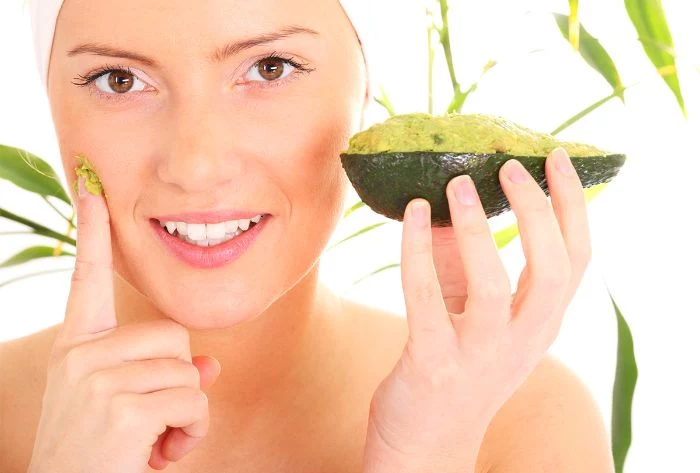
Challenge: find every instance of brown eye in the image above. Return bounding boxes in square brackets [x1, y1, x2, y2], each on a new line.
[256, 58, 286, 81]
[107, 70, 135, 93]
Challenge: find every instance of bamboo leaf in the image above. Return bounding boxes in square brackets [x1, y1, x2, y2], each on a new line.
[568, 0, 580, 50]
[0, 246, 75, 268]
[491, 182, 608, 250]
[329, 222, 389, 250]
[0, 144, 71, 205]
[554, 13, 625, 99]
[624, 0, 685, 116]
[343, 201, 366, 219]
[352, 263, 400, 286]
[373, 85, 396, 117]
[608, 290, 638, 473]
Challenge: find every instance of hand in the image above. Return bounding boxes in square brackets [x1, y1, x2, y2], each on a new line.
[362, 148, 591, 473]
[28, 176, 222, 473]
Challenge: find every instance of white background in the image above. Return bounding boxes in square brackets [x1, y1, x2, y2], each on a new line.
[1, 0, 699, 471]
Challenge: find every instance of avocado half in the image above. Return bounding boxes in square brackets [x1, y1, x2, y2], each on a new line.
[340, 113, 626, 227]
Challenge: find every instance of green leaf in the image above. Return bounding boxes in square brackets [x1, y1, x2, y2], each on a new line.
[494, 223, 520, 249]
[328, 222, 389, 250]
[609, 290, 638, 473]
[0, 144, 71, 205]
[343, 201, 366, 219]
[0, 246, 75, 268]
[554, 13, 625, 99]
[568, 0, 580, 50]
[352, 263, 400, 286]
[624, 0, 685, 116]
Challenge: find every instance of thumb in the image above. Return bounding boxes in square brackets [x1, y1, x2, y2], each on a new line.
[192, 355, 222, 390]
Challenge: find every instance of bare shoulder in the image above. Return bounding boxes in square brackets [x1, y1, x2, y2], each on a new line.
[0, 324, 63, 473]
[338, 301, 613, 473]
[479, 354, 615, 473]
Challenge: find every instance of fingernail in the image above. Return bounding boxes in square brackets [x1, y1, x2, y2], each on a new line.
[506, 160, 528, 183]
[77, 176, 87, 198]
[553, 147, 575, 175]
[411, 200, 429, 228]
[454, 175, 477, 206]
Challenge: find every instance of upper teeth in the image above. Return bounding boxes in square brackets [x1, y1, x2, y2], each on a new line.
[160, 215, 263, 240]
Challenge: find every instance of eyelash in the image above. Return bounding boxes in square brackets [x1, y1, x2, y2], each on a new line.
[71, 53, 315, 101]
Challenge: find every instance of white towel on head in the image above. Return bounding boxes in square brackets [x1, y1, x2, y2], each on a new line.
[27, 0, 375, 101]
[27, 0, 64, 91]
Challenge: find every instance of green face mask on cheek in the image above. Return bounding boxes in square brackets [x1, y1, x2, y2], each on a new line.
[73, 154, 104, 197]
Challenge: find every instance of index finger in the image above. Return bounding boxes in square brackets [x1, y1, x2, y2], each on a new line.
[61, 165, 116, 341]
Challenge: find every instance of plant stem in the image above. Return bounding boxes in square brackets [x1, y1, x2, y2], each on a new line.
[0, 207, 76, 246]
[0, 267, 73, 289]
[428, 21, 436, 114]
[437, 0, 461, 98]
[42, 195, 74, 226]
[0, 231, 35, 236]
[53, 211, 76, 256]
[374, 85, 396, 117]
[551, 87, 629, 135]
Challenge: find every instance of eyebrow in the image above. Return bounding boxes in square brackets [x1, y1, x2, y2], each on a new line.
[66, 25, 320, 68]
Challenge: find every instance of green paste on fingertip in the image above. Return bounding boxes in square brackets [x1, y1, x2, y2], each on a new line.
[73, 154, 104, 196]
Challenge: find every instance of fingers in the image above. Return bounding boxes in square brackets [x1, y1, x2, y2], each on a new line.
[84, 358, 201, 396]
[62, 173, 116, 341]
[401, 199, 453, 344]
[545, 148, 592, 303]
[147, 357, 220, 468]
[115, 387, 210, 462]
[446, 175, 511, 326]
[499, 155, 572, 337]
[57, 319, 193, 377]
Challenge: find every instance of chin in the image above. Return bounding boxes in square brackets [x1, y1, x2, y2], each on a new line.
[158, 293, 266, 330]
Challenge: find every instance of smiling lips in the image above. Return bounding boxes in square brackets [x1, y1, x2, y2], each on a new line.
[151, 213, 269, 268]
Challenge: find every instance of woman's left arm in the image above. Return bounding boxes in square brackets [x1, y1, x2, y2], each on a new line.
[361, 148, 614, 473]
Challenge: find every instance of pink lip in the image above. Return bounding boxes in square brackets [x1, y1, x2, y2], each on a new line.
[154, 210, 266, 224]
[150, 216, 269, 269]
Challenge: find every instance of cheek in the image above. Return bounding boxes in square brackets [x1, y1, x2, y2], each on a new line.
[279, 107, 349, 221]
[52, 89, 148, 207]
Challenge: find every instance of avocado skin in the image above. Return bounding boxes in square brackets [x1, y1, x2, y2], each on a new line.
[340, 152, 626, 227]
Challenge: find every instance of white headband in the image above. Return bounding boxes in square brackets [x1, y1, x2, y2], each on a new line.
[27, 0, 375, 101]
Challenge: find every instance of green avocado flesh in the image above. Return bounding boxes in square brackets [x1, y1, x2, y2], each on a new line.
[340, 113, 626, 227]
[73, 154, 104, 196]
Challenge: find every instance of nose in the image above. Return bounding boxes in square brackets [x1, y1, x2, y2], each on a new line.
[157, 93, 244, 193]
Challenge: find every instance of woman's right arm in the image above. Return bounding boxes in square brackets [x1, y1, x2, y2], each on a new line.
[27, 177, 221, 473]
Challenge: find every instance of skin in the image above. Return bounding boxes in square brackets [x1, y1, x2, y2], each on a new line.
[49, 0, 365, 430]
[0, 0, 615, 471]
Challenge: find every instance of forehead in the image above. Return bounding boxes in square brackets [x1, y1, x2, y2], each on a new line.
[55, 0, 345, 48]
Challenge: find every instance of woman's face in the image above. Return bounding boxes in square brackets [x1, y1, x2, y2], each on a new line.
[48, 0, 367, 328]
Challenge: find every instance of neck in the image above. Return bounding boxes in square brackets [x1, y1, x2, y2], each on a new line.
[113, 264, 348, 430]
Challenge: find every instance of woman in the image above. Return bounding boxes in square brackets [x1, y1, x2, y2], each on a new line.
[0, 0, 614, 471]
